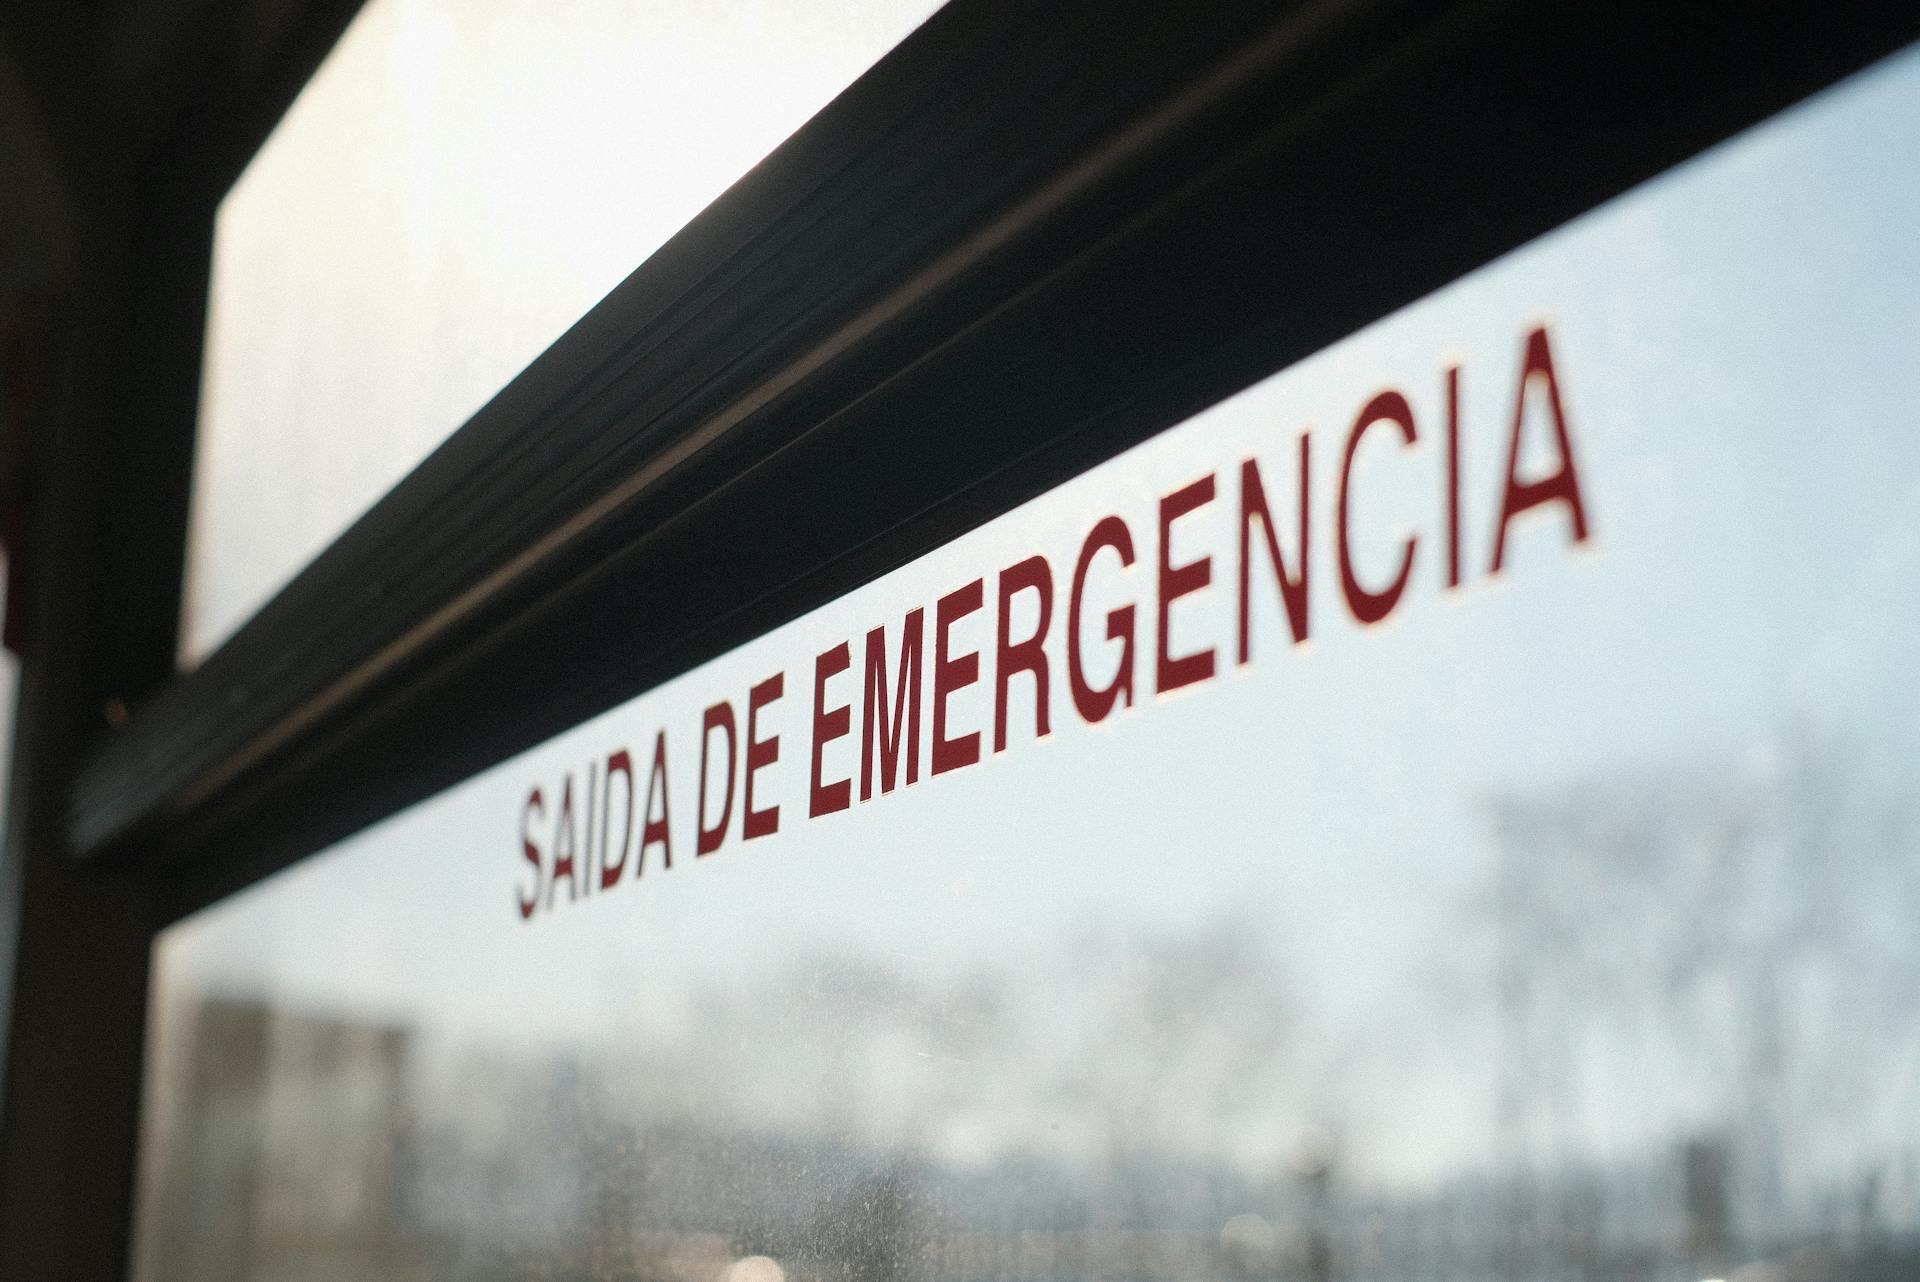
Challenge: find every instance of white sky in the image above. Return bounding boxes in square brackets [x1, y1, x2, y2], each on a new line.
[180, 0, 943, 661]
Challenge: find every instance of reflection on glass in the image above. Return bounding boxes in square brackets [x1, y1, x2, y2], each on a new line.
[181, 0, 943, 662]
[138, 44, 1920, 1282]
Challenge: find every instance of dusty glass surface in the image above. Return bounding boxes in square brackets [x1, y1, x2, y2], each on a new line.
[137, 48, 1920, 1282]
[180, 0, 943, 662]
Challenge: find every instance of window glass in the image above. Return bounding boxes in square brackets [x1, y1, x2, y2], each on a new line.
[138, 47, 1920, 1282]
[180, 0, 943, 662]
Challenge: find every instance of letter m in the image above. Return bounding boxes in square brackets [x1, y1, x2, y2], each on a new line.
[861, 608, 924, 801]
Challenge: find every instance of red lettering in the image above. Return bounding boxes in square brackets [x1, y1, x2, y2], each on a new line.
[1491, 325, 1589, 572]
[932, 580, 984, 775]
[641, 732, 671, 871]
[743, 674, 783, 839]
[861, 610, 924, 801]
[1068, 515, 1137, 723]
[696, 702, 736, 856]
[1238, 440, 1310, 664]
[518, 788, 544, 920]
[994, 555, 1054, 753]
[599, 750, 634, 889]
[1338, 390, 1419, 624]
[1156, 475, 1217, 693]
[809, 643, 853, 817]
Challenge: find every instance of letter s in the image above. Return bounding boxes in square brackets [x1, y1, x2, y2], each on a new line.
[518, 787, 545, 920]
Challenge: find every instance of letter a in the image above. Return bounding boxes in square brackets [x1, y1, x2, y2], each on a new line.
[1491, 326, 1589, 573]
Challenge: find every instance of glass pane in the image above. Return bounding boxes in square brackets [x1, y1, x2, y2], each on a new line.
[181, 0, 943, 663]
[137, 46, 1920, 1282]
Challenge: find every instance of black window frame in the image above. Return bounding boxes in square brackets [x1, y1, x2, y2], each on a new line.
[4, 0, 1916, 1273]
